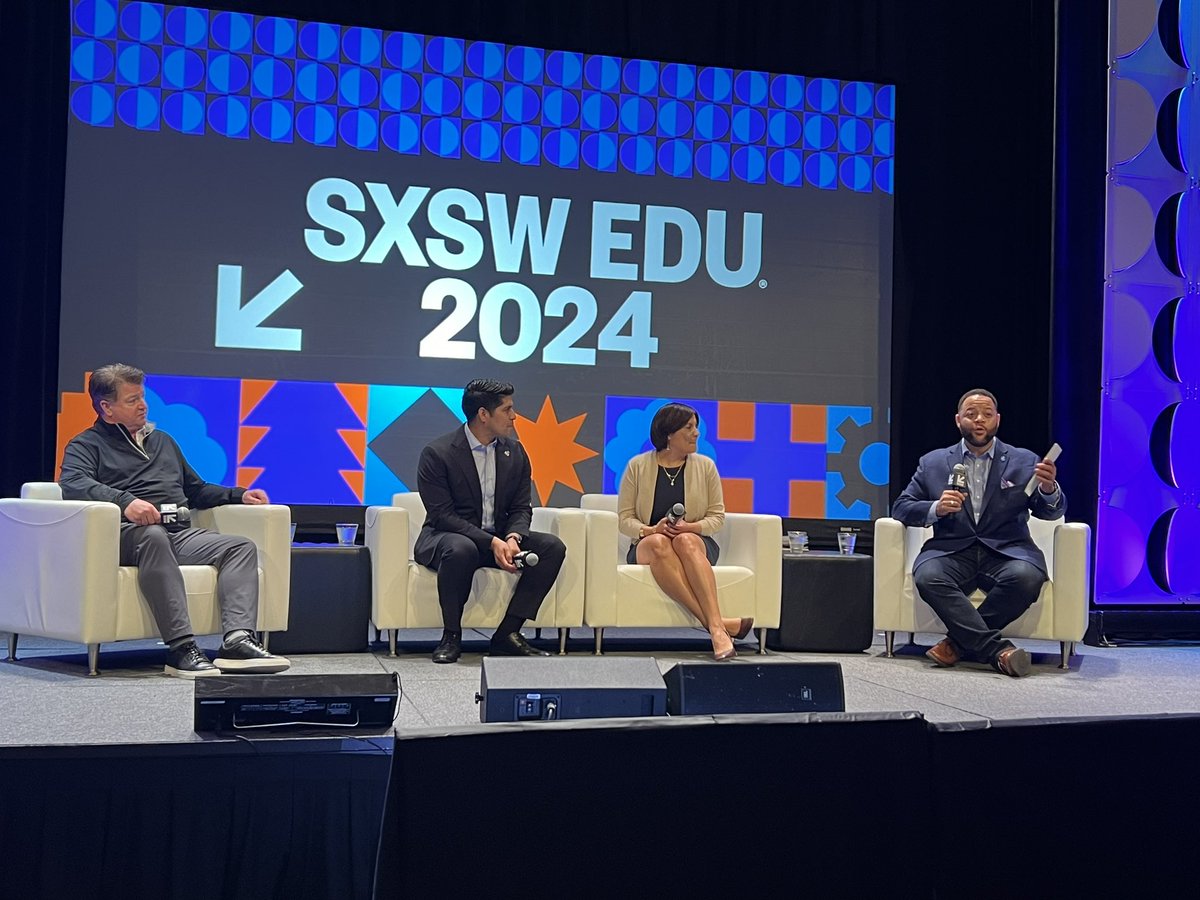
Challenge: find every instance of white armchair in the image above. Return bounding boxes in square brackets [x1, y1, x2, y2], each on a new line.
[873, 516, 1091, 668]
[0, 482, 291, 675]
[580, 493, 782, 654]
[365, 493, 587, 655]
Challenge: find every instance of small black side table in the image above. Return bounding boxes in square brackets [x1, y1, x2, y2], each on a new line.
[767, 550, 873, 652]
[271, 544, 372, 654]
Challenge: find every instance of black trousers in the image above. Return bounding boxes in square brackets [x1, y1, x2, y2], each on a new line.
[419, 530, 566, 630]
[912, 542, 1046, 663]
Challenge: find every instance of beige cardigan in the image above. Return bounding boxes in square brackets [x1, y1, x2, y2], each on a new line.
[617, 451, 725, 540]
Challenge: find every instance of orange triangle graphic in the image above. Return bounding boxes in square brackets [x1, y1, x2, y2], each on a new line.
[340, 469, 364, 503]
[238, 426, 269, 464]
[336, 383, 369, 427]
[237, 467, 265, 489]
[338, 429, 367, 467]
[240, 380, 275, 421]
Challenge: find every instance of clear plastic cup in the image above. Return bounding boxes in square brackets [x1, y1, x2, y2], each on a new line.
[289, 522, 297, 543]
[336, 523, 359, 545]
[788, 530, 809, 554]
[837, 532, 857, 554]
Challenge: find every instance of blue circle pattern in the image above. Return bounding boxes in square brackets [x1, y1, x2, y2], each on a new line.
[72, 38, 115, 82]
[255, 18, 295, 57]
[163, 90, 204, 133]
[468, 42, 504, 80]
[68, 1, 893, 190]
[162, 47, 203, 90]
[165, 8, 206, 47]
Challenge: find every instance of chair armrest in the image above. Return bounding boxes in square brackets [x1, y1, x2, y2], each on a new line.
[530, 507, 587, 627]
[873, 517, 908, 629]
[365, 505, 412, 628]
[583, 508, 619, 625]
[192, 504, 292, 631]
[721, 513, 782, 627]
[0, 499, 121, 641]
[21, 482, 63, 500]
[1051, 521, 1091, 641]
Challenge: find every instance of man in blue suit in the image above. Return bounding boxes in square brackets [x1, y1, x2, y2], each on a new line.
[892, 389, 1063, 677]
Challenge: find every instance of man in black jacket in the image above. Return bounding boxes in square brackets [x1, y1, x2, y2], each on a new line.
[415, 379, 566, 663]
[59, 364, 289, 677]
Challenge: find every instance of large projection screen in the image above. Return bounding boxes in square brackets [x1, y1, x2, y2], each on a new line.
[60, 0, 895, 519]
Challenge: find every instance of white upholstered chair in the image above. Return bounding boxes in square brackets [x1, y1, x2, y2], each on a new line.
[365, 493, 587, 655]
[0, 482, 291, 675]
[873, 516, 1091, 668]
[579, 493, 782, 654]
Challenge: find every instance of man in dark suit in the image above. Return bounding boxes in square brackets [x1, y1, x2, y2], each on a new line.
[414, 379, 566, 663]
[892, 388, 1064, 677]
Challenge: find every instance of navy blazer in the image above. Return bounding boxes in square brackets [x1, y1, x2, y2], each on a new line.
[891, 439, 1066, 575]
[413, 426, 534, 564]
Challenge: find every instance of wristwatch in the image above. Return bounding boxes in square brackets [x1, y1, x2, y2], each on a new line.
[507, 532, 523, 545]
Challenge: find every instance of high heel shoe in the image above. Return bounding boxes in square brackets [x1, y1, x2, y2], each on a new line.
[711, 630, 737, 661]
[732, 617, 754, 640]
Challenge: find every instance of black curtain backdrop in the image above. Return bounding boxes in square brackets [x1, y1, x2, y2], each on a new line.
[2, 0, 1107, 530]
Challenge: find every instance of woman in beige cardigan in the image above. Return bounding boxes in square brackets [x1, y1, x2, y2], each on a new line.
[617, 402, 753, 660]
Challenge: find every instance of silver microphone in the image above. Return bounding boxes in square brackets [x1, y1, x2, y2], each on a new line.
[514, 550, 539, 568]
[159, 503, 190, 527]
[666, 502, 686, 525]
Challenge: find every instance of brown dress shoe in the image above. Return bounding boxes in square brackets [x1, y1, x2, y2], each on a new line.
[732, 617, 754, 640]
[994, 646, 1031, 677]
[925, 638, 960, 667]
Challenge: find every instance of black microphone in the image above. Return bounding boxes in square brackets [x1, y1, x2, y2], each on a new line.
[159, 503, 190, 527]
[666, 502, 686, 525]
[947, 464, 969, 496]
[514, 550, 539, 568]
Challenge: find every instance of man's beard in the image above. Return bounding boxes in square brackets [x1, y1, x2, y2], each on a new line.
[960, 423, 998, 448]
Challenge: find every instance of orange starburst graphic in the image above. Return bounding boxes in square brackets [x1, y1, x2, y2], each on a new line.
[516, 396, 599, 504]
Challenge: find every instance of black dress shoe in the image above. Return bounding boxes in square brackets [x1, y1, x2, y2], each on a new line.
[489, 631, 551, 657]
[432, 631, 462, 664]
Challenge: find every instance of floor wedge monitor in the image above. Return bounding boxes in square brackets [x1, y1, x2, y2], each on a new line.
[478, 656, 667, 722]
[194, 674, 400, 733]
[664, 661, 845, 715]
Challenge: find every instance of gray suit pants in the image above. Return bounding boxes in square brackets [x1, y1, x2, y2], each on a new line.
[119, 524, 259, 643]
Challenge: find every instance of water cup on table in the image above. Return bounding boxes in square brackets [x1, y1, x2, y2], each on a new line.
[289, 522, 297, 543]
[787, 530, 809, 554]
[336, 523, 359, 545]
[837, 531, 857, 554]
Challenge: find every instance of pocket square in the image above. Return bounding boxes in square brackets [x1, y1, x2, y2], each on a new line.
[1001, 479, 1015, 489]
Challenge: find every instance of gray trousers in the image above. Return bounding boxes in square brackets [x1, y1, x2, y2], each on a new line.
[119, 524, 259, 643]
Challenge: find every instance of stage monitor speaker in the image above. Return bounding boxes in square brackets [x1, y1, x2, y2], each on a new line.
[194, 674, 399, 733]
[477, 657, 667, 722]
[664, 661, 844, 715]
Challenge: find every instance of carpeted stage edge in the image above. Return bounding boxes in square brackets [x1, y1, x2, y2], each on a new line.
[2, 712, 1198, 898]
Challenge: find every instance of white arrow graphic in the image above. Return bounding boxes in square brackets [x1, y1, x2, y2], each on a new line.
[215, 264, 303, 351]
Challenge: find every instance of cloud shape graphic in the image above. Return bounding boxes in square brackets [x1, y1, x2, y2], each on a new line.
[145, 387, 229, 484]
[604, 396, 718, 479]
[605, 397, 668, 477]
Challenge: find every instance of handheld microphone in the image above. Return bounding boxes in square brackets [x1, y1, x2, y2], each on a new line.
[947, 464, 969, 496]
[1024, 442, 1062, 496]
[514, 550, 539, 569]
[666, 502, 686, 525]
[159, 503, 190, 527]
